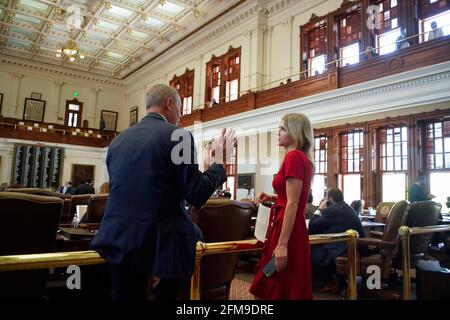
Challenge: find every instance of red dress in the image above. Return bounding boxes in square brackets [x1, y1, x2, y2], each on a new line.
[249, 150, 313, 300]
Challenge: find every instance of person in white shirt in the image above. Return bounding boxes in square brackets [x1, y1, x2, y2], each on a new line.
[428, 21, 444, 41]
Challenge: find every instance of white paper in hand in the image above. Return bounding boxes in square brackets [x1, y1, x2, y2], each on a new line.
[254, 203, 271, 241]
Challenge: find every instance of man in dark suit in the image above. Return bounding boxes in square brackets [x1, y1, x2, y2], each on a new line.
[309, 188, 367, 289]
[74, 179, 95, 195]
[408, 175, 433, 203]
[59, 181, 74, 195]
[91, 84, 236, 300]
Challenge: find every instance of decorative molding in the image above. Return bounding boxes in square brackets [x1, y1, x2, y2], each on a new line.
[282, 16, 294, 26]
[0, 54, 126, 88]
[125, 2, 265, 85]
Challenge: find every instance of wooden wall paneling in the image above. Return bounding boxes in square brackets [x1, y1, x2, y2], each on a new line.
[404, 0, 418, 46]
[327, 14, 336, 71]
[362, 123, 374, 207]
[361, 0, 371, 62]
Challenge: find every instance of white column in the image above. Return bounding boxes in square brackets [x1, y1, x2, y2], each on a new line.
[10, 73, 23, 118]
[242, 29, 252, 91]
[195, 54, 203, 110]
[282, 16, 294, 78]
[55, 81, 65, 122]
[250, 25, 267, 90]
[92, 88, 101, 128]
[265, 26, 274, 88]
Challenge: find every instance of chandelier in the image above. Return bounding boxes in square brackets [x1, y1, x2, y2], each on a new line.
[55, 40, 84, 62]
[54, 4, 85, 62]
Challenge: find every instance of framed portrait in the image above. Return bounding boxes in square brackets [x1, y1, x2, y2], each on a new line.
[130, 106, 138, 126]
[23, 98, 46, 122]
[0, 93, 3, 115]
[101, 109, 118, 132]
[31, 92, 42, 100]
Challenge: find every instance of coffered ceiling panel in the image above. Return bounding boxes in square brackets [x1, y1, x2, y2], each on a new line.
[0, 0, 243, 79]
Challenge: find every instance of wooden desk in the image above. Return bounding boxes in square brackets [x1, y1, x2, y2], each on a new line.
[53, 227, 96, 252]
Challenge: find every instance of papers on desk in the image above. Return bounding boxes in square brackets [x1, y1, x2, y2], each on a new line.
[254, 204, 271, 242]
[76, 205, 88, 221]
[306, 219, 310, 228]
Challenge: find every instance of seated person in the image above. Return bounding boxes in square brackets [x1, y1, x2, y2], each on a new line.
[74, 179, 95, 195]
[350, 200, 364, 215]
[309, 187, 367, 290]
[305, 191, 316, 219]
[59, 181, 74, 195]
[408, 175, 433, 203]
[428, 21, 444, 41]
[396, 28, 410, 50]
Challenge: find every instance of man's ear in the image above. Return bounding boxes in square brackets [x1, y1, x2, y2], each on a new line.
[166, 97, 173, 112]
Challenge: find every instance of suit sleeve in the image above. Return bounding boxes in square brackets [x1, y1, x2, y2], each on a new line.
[175, 131, 227, 208]
[308, 208, 333, 234]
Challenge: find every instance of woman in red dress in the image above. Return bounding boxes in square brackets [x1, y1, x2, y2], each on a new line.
[250, 113, 314, 300]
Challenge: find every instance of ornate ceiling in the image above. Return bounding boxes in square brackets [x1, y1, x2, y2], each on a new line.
[0, 0, 240, 79]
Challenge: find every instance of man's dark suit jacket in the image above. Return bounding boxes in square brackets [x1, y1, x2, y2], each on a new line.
[74, 183, 95, 195]
[91, 113, 227, 279]
[408, 184, 430, 203]
[309, 201, 367, 266]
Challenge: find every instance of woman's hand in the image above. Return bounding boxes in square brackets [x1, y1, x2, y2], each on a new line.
[254, 192, 273, 205]
[273, 244, 288, 272]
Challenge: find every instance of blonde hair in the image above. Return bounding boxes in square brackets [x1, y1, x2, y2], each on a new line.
[281, 113, 315, 171]
[99, 182, 109, 194]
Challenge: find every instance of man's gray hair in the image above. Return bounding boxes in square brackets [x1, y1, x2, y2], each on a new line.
[146, 84, 179, 109]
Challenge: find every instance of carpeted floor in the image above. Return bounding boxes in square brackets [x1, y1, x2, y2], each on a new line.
[229, 272, 341, 300]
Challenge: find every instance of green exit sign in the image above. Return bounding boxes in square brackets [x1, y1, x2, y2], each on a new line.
[73, 91, 79, 97]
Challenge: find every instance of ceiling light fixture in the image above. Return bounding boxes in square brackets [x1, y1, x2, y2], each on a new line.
[193, 8, 201, 18]
[173, 24, 181, 32]
[160, 0, 167, 6]
[55, 39, 84, 62]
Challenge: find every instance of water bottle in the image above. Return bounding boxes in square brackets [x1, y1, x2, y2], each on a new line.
[72, 213, 79, 228]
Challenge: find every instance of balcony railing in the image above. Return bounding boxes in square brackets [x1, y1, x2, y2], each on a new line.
[180, 36, 450, 128]
[0, 117, 116, 147]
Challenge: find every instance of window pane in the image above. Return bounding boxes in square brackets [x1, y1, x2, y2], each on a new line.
[382, 173, 405, 202]
[342, 174, 361, 202]
[445, 137, 450, 152]
[310, 54, 326, 76]
[445, 153, 450, 168]
[341, 43, 360, 66]
[378, 28, 401, 55]
[436, 154, 444, 169]
[212, 86, 220, 104]
[73, 113, 78, 127]
[435, 138, 443, 153]
[430, 172, 450, 212]
[312, 174, 326, 206]
[68, 113, 73, 127]
[228, 79, 238, 101]
[424, 11, 450, 42]
[68, 104, 80, 111]
[387, 157, 394, 170]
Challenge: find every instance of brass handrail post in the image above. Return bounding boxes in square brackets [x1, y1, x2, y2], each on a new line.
[190, 241, 205, 300]
[399, 226, 411, 300]
[346, 229, 358, 300]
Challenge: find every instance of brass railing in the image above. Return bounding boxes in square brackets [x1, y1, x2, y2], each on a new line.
[190, 229, 359, 300]
[0, 251, 105, 272]
[399, 224, 450, 300]
[0, 230, 359, 300]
